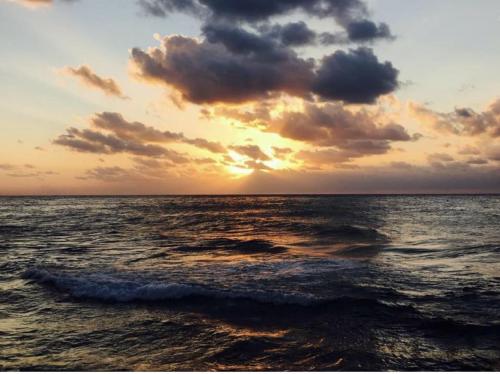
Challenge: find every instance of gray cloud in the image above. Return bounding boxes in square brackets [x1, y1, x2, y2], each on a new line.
[92, 112, 226, 153]
[320, 20, 394, 45]
[312, 48, 399, 104]
[264, 22, 317, 47]
[236, 165, 500, 194]
[140, 0, 368, 23]
[428, 153, 454, 163]
[140, 0, 394, 45]
[54, 127, 172, 158]
[273, 103, 411, 149]
[131, 34, 398, 104]
[411, 99, 500, 137]
[54, 112, 228, 166]
[131, 34, 315, 104]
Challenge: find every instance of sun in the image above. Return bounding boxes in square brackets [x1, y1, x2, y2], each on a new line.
[227, 165, 254, 177]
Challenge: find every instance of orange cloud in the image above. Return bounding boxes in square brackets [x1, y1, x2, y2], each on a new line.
[62, 65, 128, 99]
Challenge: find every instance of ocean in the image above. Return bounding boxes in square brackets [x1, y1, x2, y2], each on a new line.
[0, 195, 499, 370]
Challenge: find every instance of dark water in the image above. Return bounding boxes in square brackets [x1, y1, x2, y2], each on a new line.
[0, 195, 499, 371]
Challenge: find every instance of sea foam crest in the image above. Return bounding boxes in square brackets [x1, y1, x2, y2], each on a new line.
[22, 267, 319, 306]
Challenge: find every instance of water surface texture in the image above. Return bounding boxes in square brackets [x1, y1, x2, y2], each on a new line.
[1, 195, 499, 370]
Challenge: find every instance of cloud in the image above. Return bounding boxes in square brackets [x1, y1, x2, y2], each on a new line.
[263, 21, 317, 47]
[0, 163, 57, 179]
[272, 103, 411, 149]
[457, 145, 480, 155]
[312, 48, 399, 104]
[272, 146, 293, 158]
[320, 20, 395, 45]
[229, 144, 271, 161]
[236, 165, 500, 194]
[53, 112, 227, 167]
[0, 163, 16, 171]
[62, 65, 127, 99]
[54, 127, 173, 158]
[428, 153, 454, 163]
[140, 0, 393, 45]
[244, 160, 273, 171]
[130, 33, 315, 104]
[297, 148, 366, 166]
[409, 99, 500, 137]
[131, 34, 398, 105]
[140, 0, 368, 23]
[345, 20, 394, 42]
[466, 157, 488, 165]
[91, 112, 184, 143]
[80, 166, 140, 182]
[183, 138, 226, 153]
[486, 146, 500, 161]
[91, 112, 225, 153]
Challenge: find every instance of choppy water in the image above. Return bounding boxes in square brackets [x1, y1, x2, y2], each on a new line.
[0, 195, 499, 371]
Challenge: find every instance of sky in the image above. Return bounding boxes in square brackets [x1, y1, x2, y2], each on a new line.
[1, 0, 500, 194]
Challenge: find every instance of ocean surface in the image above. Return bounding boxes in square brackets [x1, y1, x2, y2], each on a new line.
[0, 195, 499, 371]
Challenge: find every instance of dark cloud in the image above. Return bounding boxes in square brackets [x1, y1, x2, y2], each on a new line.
[229, 145, 271, 161]
[202, 24, 279, 57]
[140, 0, 368, 24]
[131, 35, 398, 104]
[140, 0, 393, 45]
[135, 1, 398, 105]
[265, 22, 317, 47]
[131, 34, 315, 104]
[63, 65, 127, 99]
[346, 20, 394, 42]
[312, 48, 399, 104]
[319, 20, 394, 45]
[138, 0, 199, 17]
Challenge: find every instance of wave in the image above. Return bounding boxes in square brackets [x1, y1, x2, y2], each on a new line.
[22, 268, 319, 306]
[173, 238, 288, 254]
[22, 268, 414, 313]
[315, 225, 385, 240]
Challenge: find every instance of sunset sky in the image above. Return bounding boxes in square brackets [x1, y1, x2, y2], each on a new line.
[1, 0, 500, 194]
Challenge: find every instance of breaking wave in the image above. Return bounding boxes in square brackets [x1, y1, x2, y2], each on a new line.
[22, 268, 320, 306]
